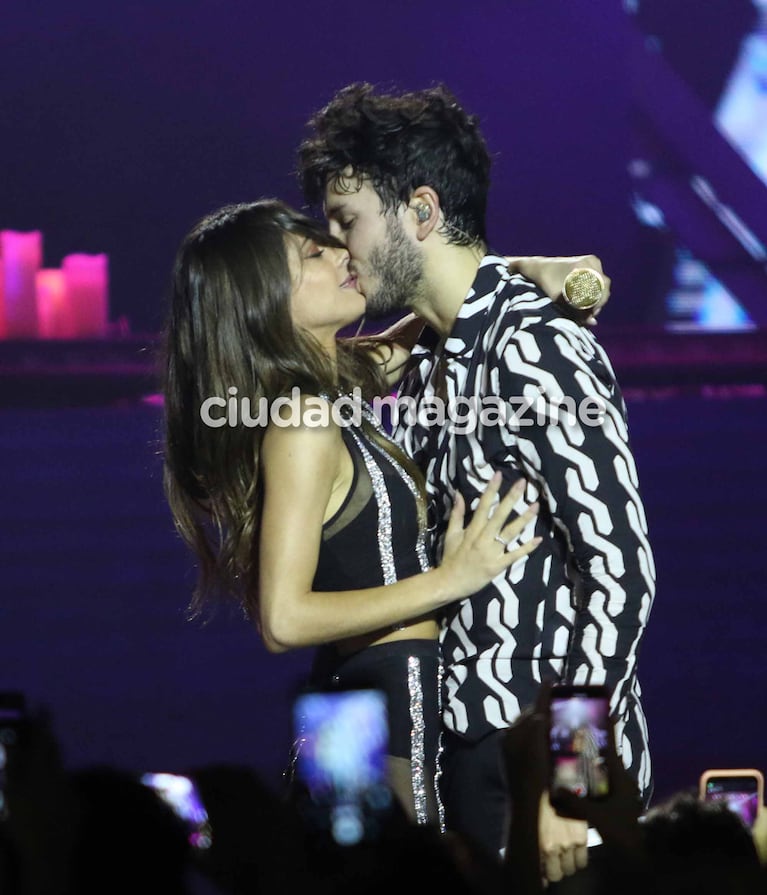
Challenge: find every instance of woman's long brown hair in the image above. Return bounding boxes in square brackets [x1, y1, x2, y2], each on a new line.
[163, 199, 424, 620]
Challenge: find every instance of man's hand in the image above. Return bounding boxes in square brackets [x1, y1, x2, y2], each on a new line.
[505, 255, 611, 325]
[539, 793, 589, 882]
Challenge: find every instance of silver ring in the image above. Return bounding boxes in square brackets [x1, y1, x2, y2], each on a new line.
[494, 535, 509, 547]
[562, 268, 605, 310]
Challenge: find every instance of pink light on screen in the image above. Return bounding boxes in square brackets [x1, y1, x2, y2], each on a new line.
[1, 230, 43, 338]
[63, 253, 109, 337]
[36, 269, 75, 339]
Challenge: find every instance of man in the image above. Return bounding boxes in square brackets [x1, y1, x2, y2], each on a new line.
[298, 83, 655, 872]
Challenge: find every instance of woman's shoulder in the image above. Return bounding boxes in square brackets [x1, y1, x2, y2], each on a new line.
[261, 391, 344, 467]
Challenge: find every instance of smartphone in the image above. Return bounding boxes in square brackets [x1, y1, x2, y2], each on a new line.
[549, 683, 611, 799]
[699, 768, 764, 829]
[292, 688, 392, 846]
[0, 692, 26, 821]
[140, 772, 212, 849]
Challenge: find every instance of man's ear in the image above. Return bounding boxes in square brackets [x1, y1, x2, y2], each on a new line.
[406, 185, 441, 240]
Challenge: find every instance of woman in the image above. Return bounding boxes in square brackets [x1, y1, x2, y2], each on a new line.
[163, 198, 541, 825]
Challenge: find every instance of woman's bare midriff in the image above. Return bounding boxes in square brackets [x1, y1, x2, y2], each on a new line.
[335, 615, 439, 657]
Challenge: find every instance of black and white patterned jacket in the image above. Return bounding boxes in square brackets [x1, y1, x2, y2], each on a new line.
[393, 254, 655, 801]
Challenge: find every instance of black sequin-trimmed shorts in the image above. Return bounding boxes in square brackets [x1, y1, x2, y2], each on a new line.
[310, 638, 443, 826]
[313, 638, 440, 760]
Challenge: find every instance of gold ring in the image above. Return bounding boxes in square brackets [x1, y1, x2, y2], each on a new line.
[562, 268, 605, 310]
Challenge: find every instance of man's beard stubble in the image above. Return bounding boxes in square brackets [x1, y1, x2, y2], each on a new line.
[363, 215, 425, 320]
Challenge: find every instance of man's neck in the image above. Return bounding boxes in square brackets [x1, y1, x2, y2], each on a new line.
[410, 241, 486, 337]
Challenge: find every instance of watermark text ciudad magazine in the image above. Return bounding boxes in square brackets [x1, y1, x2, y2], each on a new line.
[200, 387, 607, 433]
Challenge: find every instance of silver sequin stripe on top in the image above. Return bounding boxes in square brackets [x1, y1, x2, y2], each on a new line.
[367, 439, 430, 574]
[346, 427, 397, 586]
[359, 400, 430, 573]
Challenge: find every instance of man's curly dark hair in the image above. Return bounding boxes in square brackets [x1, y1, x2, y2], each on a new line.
[298, 83, 491, 247]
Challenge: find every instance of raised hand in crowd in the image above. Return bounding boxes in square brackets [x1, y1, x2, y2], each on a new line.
[501, 681, 588, 894]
